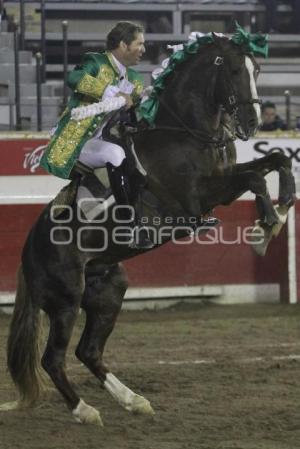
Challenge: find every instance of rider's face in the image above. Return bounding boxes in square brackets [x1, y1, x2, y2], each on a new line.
[120, 33, 145, 66]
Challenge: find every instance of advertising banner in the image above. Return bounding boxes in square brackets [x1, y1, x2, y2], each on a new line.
[236, 137, 300, 177]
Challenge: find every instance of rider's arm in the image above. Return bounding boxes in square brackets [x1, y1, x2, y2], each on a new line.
[67, 53, 113, 100]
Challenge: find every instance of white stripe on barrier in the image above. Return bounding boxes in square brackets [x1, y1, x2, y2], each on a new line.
[288, 206, 297, 304]
[0, 284, 279, 313]
[0, 175, 68, 204]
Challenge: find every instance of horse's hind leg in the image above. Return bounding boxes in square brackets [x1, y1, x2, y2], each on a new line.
[42, 298, 103, 425]
[75, 262, 154, 418]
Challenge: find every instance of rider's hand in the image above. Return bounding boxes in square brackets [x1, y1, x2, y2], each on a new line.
[116, 93, 133, 110]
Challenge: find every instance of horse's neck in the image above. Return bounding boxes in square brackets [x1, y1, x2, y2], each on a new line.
[155, 70, 221, 135]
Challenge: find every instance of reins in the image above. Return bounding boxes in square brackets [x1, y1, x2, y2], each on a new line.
[150, 95, 225, 145]
[135, 120, 235, 151]
[135, 52, 261, 146]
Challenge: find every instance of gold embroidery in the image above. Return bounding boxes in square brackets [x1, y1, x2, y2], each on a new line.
[77, 70, 111, 99]
[48, 61, 116, 169]
[97, 64, 115, 88]
[98, 57, 120, 76]
[48, 117, 94, 167]
[132, 79, 143, 102]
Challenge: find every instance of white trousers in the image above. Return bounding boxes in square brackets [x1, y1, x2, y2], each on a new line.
[78, 137, 126, 168]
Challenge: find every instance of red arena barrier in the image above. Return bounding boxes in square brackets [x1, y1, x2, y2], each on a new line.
[0, 133, 298, 304]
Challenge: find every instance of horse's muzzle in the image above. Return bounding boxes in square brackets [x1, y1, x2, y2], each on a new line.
[235, 105, 259, 140]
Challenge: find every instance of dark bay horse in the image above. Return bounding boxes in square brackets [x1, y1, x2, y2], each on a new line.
[1, 34, 295, 425]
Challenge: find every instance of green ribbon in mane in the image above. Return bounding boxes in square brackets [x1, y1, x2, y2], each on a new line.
[138, 23, 268, 126]
[231, 22, 269, 58]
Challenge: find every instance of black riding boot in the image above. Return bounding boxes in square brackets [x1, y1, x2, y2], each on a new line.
[106, 161, 154, 249]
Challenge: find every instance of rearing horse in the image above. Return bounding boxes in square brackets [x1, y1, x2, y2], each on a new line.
[1, 33, 295, 425]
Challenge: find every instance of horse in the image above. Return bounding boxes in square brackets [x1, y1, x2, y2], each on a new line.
[1, 33, 295, 426]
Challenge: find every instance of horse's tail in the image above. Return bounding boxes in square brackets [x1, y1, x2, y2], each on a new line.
[7, 265, 46, 407]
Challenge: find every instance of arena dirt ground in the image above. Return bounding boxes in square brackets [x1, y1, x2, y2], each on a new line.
[0, 302, 300, 449]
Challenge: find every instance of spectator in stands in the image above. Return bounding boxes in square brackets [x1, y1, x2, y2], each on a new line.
[41, 21, 153, 248]
[259, 101, 287, 131]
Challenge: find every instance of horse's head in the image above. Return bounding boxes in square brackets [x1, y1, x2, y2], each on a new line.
[212, 36, 261, 140]
[140, 26, 266, 142]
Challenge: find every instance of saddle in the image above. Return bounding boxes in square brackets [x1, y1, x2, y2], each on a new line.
[101, 106, 145, 176]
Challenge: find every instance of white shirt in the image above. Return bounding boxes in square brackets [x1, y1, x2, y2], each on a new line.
[102, 53, 134, 99]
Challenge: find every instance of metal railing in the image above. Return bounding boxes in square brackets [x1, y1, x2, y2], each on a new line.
[0, 10, 68, 131]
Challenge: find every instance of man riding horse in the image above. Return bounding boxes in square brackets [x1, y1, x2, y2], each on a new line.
[40, 21, 154, 248]
[1, 23, 296, 426]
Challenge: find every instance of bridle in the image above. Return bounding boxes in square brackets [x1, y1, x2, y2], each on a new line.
[215, 55, 262, 115]
[138, 53, 261, 144]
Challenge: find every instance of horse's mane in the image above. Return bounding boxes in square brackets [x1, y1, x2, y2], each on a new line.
[152, 35, 228, 93]
[138, 26, 268, 126]
[138, 35, 234, 125]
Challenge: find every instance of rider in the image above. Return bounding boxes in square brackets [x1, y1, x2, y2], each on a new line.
[40, 21, 153, 249]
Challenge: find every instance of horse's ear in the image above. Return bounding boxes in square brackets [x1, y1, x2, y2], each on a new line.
[211, 32, 226, 48]
[212, 32, 222, 41]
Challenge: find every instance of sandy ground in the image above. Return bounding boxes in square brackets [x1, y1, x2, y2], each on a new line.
[0, 302, 300, 449]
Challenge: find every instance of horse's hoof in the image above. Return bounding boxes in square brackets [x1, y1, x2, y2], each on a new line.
[0, 401, 20, 411]
[249, 222, 273, 257]
[129, 395, 155, 416]
[271, 204, 289, 237]
[72, 399, 103, 426]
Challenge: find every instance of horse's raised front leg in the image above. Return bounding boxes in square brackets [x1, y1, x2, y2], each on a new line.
[75, 262, 154, 423]
[202, 169, 283, 256]
[235, 152, 296, 223]
[234, 153, 296, 254]
[208, 169, 280, 225]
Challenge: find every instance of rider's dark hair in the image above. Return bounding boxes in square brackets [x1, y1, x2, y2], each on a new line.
[106, 21, 144, 50]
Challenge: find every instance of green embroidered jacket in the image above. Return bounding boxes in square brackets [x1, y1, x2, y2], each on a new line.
[40, 52, 144, 179]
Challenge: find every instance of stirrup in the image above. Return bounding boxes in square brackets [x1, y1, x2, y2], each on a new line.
[72, 160, 94, 177]
[191, 216, 220, 236]
[200, 217, 220, 227]
[129, 226, 154, 250]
